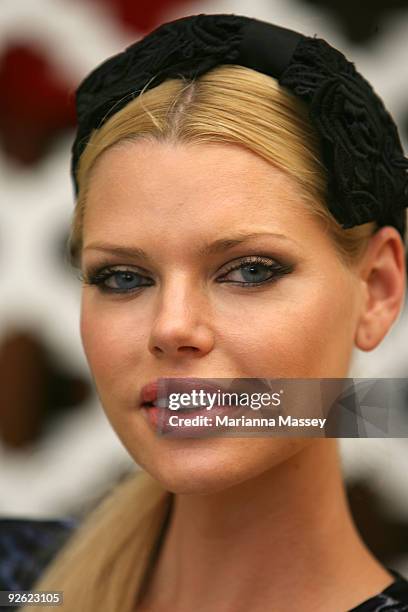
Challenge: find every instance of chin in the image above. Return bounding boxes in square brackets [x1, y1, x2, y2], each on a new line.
[125, 433, 313, 495]
[151, 466, 250, 496]
[135, 438, 274, 495]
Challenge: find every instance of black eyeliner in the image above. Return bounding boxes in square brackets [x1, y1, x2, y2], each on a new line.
[81, 256, 295, 294]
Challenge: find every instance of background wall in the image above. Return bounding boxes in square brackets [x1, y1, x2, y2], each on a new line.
[1, 0, 408, 573]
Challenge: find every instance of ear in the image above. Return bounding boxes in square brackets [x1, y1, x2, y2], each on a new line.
[354, 226, 406, 352]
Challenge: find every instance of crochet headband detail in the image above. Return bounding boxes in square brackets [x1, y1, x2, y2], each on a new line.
[71, 13, 408, 237]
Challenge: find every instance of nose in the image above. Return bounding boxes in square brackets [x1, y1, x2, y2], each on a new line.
[147, 275, 215, 359]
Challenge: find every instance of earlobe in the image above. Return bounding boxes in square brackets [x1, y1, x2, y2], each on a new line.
[354, 226, 406, 352]
[355, 317, 380, 352]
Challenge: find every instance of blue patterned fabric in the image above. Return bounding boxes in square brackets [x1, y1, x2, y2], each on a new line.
[1, 518, 408, 610]
[0, 517, 77, 609]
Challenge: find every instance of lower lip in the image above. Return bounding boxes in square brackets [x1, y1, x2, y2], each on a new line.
[141, 402, 246, 437]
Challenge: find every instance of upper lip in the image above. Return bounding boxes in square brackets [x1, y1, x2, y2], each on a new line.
[140, 380, 160, 405]
[139, 377, 235, 407]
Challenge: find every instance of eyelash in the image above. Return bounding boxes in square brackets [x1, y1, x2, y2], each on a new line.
[80, 256, 294, 295]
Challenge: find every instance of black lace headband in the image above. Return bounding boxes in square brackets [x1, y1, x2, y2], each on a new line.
[71, 13, 408, 238]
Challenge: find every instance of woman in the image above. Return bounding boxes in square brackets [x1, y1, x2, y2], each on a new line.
[10, 12, 408, 612]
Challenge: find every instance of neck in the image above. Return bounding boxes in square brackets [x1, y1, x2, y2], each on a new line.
[138, 440, 393, 612]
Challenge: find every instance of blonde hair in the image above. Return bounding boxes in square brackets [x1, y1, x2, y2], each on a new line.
[26, 64, 383, 612]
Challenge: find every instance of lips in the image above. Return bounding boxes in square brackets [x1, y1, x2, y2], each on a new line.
[139, 377, 237, 410]
[140, 380, 159, 405]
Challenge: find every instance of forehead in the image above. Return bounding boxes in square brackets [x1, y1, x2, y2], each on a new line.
[83, 139, 314, 241]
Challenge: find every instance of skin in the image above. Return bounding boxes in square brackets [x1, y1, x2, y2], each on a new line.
[79, 140, 406, 612]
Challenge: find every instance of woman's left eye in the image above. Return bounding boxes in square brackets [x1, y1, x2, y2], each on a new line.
[218, 256, 293, 286]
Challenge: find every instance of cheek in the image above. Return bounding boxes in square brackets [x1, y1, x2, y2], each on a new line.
[79, 295, 146, 402]
[286, 284, 356, 375]
[227, 280, 355, 377]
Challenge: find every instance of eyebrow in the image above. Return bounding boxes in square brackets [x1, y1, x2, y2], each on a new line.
[83, 232, 296, 260]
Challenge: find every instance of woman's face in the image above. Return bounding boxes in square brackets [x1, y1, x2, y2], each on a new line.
[80, 140, 363, 494]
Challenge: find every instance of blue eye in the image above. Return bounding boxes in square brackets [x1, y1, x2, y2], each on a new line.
[219, 258, 286, 285]
[81, 256, 294, 295]
[81, 267, 152, 294]
[108, 271, 147, 291]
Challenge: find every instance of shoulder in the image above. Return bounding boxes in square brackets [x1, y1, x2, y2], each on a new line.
[349, 568, 408, 611]
[0, 517, 78, 591]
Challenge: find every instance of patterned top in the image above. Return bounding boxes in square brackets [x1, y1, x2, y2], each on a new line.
[1, 518, 408, 611]
[0, 518, 76, 612]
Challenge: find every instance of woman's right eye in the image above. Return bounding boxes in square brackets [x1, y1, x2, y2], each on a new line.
[81, 267, 152, 294]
